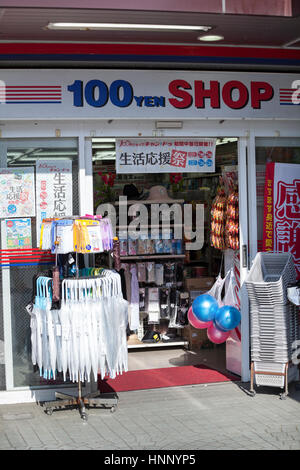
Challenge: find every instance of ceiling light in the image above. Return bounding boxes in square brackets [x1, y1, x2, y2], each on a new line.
[47, 22, 211, 32]
[197, 34, 224, 42]
[155, 121, 183, 129]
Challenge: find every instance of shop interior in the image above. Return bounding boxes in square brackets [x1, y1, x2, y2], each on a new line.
[1, 136, 299, 394]
[92, 137, 240, 377]
[0, 136, 240, 391]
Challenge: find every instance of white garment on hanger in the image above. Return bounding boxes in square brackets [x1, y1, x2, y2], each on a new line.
[29, 270, 129, 383]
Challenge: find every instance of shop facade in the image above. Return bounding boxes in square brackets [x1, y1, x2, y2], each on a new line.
[0, 68, 299, 404]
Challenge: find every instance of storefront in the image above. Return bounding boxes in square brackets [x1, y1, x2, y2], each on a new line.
[0, 69, 299, 404]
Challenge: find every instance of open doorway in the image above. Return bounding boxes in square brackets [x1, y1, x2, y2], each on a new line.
[92, 136, 241, 382]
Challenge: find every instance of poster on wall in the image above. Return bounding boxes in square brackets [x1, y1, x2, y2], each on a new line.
[36, 160, 73, 245]
[263, 162, 300, 278]
[4, 218, 32, 249]
[116, 138, 216, 174]
[0, 167, 35, 218]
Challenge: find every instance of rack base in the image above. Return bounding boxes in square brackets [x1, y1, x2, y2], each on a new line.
[43, 390, 118, 420]
[250, 361, 291, 400]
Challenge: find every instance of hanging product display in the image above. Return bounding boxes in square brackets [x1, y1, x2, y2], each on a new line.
[225, 186, 239, 251]
[39, 215, 114, 254]
[29, 214, 127, 386]
[29, 271, 128, 382]
[210, 185, 227, 250]
[188, 264, 241, 345]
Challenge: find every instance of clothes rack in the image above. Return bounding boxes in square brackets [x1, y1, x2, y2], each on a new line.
[33, 230, 126, 420]
[42, 269, 122, 420]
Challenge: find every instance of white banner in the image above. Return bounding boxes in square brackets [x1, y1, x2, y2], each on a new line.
[36, 160, 72, 245]
[116, 138, 216, 173]
[0, 69, 299, 120]
[0, 167, 35, 218]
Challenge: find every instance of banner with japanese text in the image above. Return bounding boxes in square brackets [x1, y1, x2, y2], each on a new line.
[36, 160, 72, 245]
[0, 167, 35, 218]
[263, 162, 300, 278]
[116, 138, 216, 174]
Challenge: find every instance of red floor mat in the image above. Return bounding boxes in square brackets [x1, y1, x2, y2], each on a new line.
[98, 364, 240, 392]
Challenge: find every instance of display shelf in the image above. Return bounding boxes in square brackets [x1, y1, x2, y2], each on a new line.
[117, 224, 183, 230]
[115, 199, 184, 205]
[120, 254, 185, 260]
[128, 340, 188, 350]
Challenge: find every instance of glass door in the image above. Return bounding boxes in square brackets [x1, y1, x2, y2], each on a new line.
[0, 138, 78, 390]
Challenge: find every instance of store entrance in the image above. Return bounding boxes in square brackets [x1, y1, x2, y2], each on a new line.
[92, 137, 241, 387]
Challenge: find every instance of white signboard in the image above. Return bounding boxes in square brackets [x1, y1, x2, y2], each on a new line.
[0, 70, 299, 120]
[116, 138, 216, 173]
[0, 167, 35, 218]
[36, 160, 72, 244]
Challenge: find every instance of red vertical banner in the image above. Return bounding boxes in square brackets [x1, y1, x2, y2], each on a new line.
[262, 162, 275, 252]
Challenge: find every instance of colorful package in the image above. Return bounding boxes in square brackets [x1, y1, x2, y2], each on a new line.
[119, 230, 128, 256]
[146, 262, 155, 283]
[155, 263, 164, 286]
[128, 234, 137, 256]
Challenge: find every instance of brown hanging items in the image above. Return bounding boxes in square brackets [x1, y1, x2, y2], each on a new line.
[210, 181, 227, 250]
[225, 185, 239, 251]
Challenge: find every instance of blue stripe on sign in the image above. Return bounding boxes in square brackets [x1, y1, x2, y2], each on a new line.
[280, 103, 300, 105]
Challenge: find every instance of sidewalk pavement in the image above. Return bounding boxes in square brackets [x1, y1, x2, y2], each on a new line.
[1, 381, 300, 451]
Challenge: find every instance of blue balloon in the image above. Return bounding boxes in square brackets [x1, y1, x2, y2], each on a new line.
[192, 294, 219, 323]
[215, 305, 241, 332]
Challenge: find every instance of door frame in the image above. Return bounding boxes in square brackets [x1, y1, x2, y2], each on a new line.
[0, 136, 91, 399]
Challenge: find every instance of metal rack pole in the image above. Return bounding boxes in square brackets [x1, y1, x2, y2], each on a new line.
[44, 243, 118, 420]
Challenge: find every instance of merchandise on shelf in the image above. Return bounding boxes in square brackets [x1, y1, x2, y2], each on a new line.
[210, 185, 227, 250]
[225, 187, 239, 251]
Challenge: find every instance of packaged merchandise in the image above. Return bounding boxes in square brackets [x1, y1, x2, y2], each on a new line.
[128, 234, 138, 256]
[145, 236, 155, 254]
[159, 288, 170, 319]
[176, 239, 183, 254]
[154, 238, 164, 254]
[39, 218, 57, 251]
[155, 263, 164, 285]
[137, 233, 148, 255]
[119, 230, 128, 256]
[146, 262, 156, 283]
[176, 292, 189, 326]
[147, 287, 160, 323]
[139, 287, 146, 310]
[73, 219, 103, 253]
[162, 239, 172, 254]
[53, 219, 75, 254]
[164, 262, 176, 285]
[137, 262, 147, 282]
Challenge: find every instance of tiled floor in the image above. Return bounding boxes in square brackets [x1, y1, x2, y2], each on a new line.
[128, 344, 227, 373]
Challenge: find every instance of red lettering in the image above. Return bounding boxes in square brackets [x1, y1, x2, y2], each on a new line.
[251, 81, 274, 109]
[168, 80, 192, 109]
[194, 80, 220, 108]
[222, 80, 249, 109]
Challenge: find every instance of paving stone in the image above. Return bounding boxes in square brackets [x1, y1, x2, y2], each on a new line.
[1, 382, 300, 450]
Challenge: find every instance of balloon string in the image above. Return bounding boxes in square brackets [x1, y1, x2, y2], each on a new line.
[235, 327, 241, 341]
